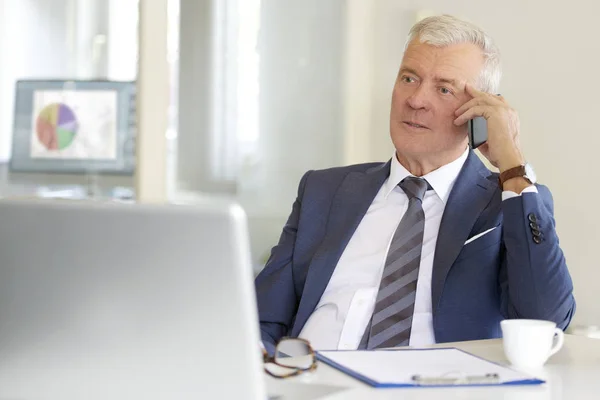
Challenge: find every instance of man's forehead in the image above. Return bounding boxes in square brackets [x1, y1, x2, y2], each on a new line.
[401, 41, 484, 83]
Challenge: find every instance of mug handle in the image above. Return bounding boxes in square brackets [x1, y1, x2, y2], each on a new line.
[549, 328, 565, 356]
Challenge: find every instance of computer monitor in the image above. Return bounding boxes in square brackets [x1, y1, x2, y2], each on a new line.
[10, 79, 136, 174]
[0, 198, 266, 399]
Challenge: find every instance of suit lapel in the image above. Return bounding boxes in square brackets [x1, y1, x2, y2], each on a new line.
[431, 151, 497, 315]
[291, 162, 390, 336]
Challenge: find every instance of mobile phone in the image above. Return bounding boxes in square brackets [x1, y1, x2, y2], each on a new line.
[468, 116, 487, 149]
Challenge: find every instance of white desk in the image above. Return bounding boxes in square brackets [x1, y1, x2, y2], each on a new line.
[267, 334, 600, 399]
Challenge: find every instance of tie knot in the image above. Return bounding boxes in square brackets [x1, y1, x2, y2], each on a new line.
[399, 176, 429, 202]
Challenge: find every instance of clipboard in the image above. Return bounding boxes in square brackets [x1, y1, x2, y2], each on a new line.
[316, 347, 545, 388]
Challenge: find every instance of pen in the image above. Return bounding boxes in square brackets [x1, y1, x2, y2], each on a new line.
[412, 373, 500, 386]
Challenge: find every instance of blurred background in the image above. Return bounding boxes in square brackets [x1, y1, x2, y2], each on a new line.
[0, 0, 598, 337]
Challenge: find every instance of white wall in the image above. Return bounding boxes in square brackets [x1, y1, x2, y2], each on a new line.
[176, 0, 346, 264]
[345, 0, 600, 327]
[0, 0, 7, 161]
[252, 0, 345, 214]
[107, 0, 138, 81]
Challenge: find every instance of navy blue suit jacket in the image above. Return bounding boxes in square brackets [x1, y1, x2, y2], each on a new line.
[255, 151, 576, 351]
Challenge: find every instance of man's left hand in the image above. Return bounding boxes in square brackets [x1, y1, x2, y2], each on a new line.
[454, 83, 525, 173]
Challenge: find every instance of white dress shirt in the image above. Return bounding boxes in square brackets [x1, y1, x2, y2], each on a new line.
[298, 149, 537, 351]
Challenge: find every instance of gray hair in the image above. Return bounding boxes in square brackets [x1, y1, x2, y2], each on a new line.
[405, 14, 501, 94]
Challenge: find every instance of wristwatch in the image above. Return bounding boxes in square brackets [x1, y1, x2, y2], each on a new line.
[499, 163, 537, 185]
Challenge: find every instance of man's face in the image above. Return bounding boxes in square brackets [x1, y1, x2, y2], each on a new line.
[390, 40, 485, 159]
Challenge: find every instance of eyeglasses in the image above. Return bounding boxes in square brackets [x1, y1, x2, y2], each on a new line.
[262, 337, 317, 379]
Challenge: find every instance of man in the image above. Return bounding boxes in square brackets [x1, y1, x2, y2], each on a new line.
[255, 15, 575, 352]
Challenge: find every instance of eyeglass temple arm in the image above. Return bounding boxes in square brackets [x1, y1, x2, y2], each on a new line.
[260, 339, 277, 357]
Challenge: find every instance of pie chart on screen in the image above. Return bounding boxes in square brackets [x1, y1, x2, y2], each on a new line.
[35, 103, 79, 151]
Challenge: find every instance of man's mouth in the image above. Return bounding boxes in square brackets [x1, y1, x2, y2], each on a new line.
[403, 121, 429, 129]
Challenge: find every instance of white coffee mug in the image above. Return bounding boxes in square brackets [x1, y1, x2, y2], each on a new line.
[501, 319, 564, 368]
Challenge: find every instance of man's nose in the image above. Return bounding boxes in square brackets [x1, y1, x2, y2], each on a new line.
[406, 85, 431, 110]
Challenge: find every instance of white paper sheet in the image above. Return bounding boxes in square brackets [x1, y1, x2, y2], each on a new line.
[318, 348, 541, 386]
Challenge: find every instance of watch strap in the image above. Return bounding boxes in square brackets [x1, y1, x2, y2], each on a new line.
[499, 165, 528, 185]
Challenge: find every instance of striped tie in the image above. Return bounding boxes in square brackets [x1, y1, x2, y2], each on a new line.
[362, 176, 429, 349]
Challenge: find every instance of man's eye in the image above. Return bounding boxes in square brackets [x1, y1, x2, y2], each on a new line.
[440, 87, 453, 95]
[402, 76, 415, 83]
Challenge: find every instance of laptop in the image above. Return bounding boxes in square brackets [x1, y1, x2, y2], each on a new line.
[0, 198, 266, 399]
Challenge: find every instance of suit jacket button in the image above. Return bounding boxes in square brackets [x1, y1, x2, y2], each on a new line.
[529, 222, 539, 230]
[528, 213, 537, 223]
[533, 236, 542, 244]
[532, 229, 542, 237]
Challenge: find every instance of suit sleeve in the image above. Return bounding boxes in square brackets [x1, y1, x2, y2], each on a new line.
[254, 171, 311, 351]
[499, 184, 576, 330]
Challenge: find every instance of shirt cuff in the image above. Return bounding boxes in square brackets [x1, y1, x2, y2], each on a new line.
[502, 185, 538, 201]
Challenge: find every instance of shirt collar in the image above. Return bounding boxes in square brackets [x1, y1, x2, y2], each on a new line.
[383, 148, 470, 204]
